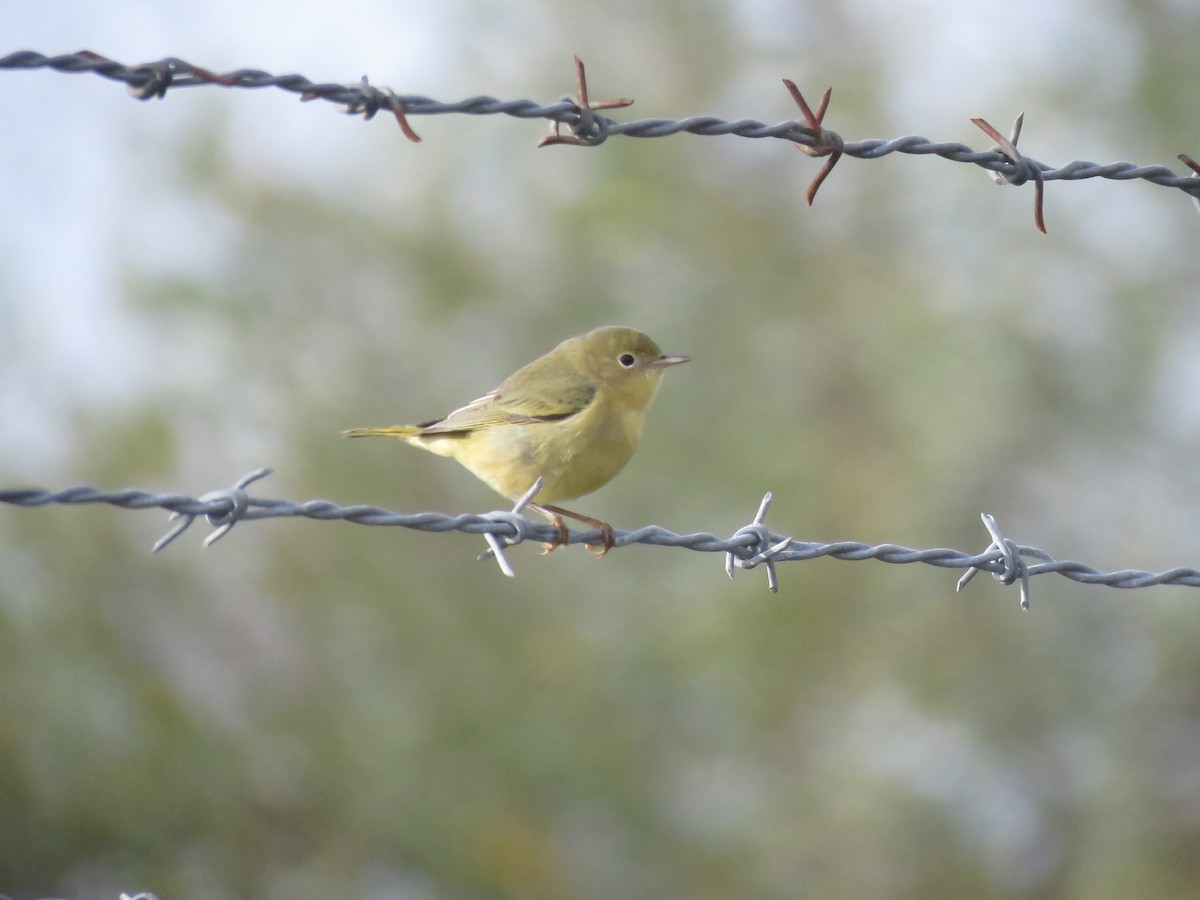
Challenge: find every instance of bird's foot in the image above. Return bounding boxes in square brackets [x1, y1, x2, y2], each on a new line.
[585, 523, 616, 558]
[539, 514, 571, 555]
[531, 503, 615, 559]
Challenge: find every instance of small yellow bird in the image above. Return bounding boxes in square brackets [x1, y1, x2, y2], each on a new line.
[344, 326, 688, 556]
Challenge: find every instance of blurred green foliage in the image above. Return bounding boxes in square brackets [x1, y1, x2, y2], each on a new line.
[4, 2, 1200, 898]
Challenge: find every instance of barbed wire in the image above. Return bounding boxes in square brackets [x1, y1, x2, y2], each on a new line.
[4, 467, 1200, 609]
[5, 51, 1200, 607]
[4, 49, 1200, 233]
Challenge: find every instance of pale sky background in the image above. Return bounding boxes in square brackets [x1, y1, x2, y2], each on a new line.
[4, 2, 463, 475]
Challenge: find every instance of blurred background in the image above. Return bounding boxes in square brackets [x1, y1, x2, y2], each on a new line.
[4, 1, 1200, 897]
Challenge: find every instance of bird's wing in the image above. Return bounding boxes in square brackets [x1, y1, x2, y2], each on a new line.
[416, 373, 598, 435]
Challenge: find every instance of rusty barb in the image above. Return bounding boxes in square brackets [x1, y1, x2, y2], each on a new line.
[782, 80, 844, 205]
[972, 113, 1047, 233]
[537, 55, 634, 147]
[306, 75, 422, 143]
[78, 49, 429, 141]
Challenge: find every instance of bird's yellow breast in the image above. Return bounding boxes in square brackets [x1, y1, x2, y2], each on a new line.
[414, 387, 649, 504]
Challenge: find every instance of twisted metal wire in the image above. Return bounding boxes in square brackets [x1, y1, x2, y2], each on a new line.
[5, 51, 1200, 602]
[4, 468, 1199, 607]
[3, 49, 1199, 200]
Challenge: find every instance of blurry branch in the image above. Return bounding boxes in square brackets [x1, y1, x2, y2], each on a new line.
[4, 50, 1200, 233]
[4, 468, 1200, 608]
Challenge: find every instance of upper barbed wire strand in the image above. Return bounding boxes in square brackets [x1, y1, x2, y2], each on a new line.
[3, 50, 1199, 198]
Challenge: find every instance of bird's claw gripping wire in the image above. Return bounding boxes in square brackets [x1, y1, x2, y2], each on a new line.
[957, 513, 1041, 610]
[475, 476, 543, 577]
[725, 492, 792, 593]
[152, 467, 272, 552]
[538, 55, 633, 147]
[972, 113, 1047, 233]
[782, 80, 844, 205]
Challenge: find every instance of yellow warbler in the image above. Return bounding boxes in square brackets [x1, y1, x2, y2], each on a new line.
[345, 326, 688, 555]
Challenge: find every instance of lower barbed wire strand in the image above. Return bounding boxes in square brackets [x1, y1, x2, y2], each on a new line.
[4, 479, 1200, 597]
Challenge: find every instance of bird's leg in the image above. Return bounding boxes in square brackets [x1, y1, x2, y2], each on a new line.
[530, 503, 616, 558]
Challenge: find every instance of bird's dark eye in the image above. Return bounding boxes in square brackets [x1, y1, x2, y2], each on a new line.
[618, 353, 636, 368]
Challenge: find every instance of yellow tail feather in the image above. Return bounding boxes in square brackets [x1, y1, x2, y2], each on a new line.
[343, 425, 420, 439]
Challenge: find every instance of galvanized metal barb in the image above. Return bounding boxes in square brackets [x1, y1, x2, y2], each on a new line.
[476, 476, 543, 578]
[4, 49, 1200, 212]
[152, 467, 273, 552]
[6, 470, 1200, 603]
[957, 513, 1037, 610]
[725, 493, 793, 593]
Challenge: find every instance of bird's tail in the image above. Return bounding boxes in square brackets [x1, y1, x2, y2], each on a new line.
[343, 425, 421, 439]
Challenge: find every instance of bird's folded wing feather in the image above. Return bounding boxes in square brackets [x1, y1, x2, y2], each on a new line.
[416, 374, 598, 434]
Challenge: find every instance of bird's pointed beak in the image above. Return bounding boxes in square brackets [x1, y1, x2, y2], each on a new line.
[652, 353, 690, 368]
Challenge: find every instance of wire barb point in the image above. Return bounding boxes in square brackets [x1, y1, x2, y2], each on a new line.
[725, 492, 792, 593]
[957, 513, 1032, 610]
[476, 476, 544, 577]
[782, 80, 843, 204]
[334, 76, 421, 141]
[537, 55, 632, 148]
[152, 467, 272, 553]
[972, 113, 1047, 234]
[126, 59, 174, 100]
